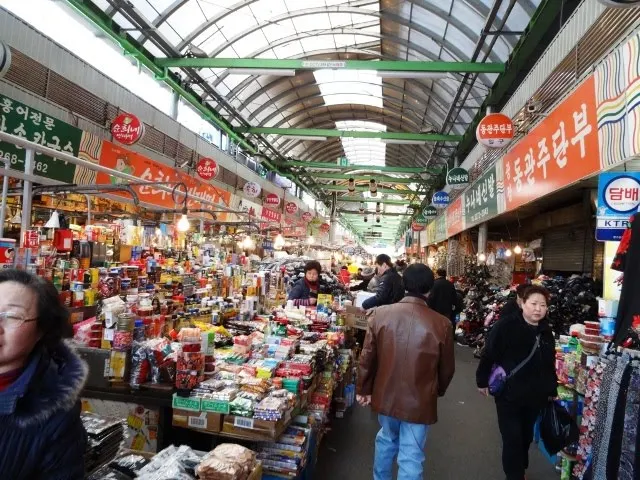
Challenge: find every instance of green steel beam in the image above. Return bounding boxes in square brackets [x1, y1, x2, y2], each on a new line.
[338, 197, 409, 206]
[279, 160, 426, 174]
[155, 58, 505, 74]
[302, 173, 420, 183]
[321, 184, 416, 195]
[340, 210, 411, 217]
[239, 127, 461, 142]
[456, 0, 565, 159]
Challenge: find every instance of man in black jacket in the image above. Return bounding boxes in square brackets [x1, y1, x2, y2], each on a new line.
[427, 269, 458, 326]
[362, 254, 404, 310]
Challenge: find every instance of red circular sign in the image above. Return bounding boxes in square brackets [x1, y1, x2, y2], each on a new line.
[302, 212, 313, 223]
[264, 193, 280, 206]
[195, 157, 219, 180]
[111, 113, 144, 145]
[285, 202, 298, 215]
[320, 223, 331, 233]
[476, 113, 514, 148]
[411, 222, 426, 232]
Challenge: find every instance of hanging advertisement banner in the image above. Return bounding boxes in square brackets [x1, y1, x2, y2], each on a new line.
[414, 213, 427, 225]
[411, 222, 425, 232]
[432, 191, 450, 209]
[237, 198, 262, 218]
[502, 76, 600, 212]
[476, 113, 514, 148]
[446, 167, 470, 187]
[0, 93, 81, 183]
[285, 202, 298, 215]
[464, 164, 499, 227]
[264, 193, 280, 206]
[423, 205, 437, 219]
[243, 181, 261, 198]
[195, 157, 219, 181]
[96, 141, 231, 217]
[426, 221, 436, 245]
[111, 113, 145, 145]
[446, 196, 464, 237]
[261, 207, 281, 223]
[596, 172, 640, 241]
[320, 223, 331, 233]
[301, 212, 313, 223]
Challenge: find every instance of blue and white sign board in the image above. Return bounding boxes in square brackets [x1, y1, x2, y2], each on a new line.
[432, 191, 450, 209]
[596, 172, 640, 241]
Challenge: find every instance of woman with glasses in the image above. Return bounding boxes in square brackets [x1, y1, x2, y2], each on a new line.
[0, 269, 87, 479]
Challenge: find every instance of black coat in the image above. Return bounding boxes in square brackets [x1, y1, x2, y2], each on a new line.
[427, 277, 458, 320]
[500, 298, 521, 320]
[476, 313, 557, 407]
[362, 269, 404, 310]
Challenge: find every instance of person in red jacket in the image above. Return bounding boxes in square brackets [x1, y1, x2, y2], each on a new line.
[339, 266, 352, 286]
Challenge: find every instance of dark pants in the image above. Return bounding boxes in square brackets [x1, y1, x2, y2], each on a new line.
[496, 401, 540, 480]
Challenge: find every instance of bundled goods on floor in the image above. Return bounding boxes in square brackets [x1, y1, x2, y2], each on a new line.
[87, 443, 262, 480]
[83, 413, 126, 475]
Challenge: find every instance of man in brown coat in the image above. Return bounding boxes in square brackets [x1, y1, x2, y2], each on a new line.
[357, 263, 455, 480]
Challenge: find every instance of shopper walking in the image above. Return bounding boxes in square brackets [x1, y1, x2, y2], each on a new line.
[0, 269, 87, 479]
[476, 285, 557, 480]
[357, 263, 455, 480]
[288, 261, 322, 306]
[427, 268, 458, 326]
[361, 254, 404, 310]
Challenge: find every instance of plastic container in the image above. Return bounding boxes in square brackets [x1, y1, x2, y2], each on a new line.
[133, 319, 146, 342]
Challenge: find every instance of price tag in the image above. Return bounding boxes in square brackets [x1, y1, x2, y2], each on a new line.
[103, 328, 115, 341]
[188, 414, 208, 430]
[233, 416, 254, 430]
[105, 311, 115, 328]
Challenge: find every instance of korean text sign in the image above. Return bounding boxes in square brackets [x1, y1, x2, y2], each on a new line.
[464, 164, 498, 227]
[596, 172, 640, 241]
[0, 93, 81, 182]
[96, 141, 231, 214]
[502, 76, 600, 211]
[446, 196, 464, 237]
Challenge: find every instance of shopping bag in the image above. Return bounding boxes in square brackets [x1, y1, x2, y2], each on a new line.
[540, 401, 579, 455]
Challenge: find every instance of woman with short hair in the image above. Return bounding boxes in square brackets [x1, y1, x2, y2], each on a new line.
[0, 269, 88, 479]
[288, 261, 322, 306]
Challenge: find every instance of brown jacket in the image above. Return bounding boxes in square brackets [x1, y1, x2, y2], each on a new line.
[356, 296, 455, 425]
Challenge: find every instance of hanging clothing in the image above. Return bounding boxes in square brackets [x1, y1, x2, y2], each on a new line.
[612, 213, 640, 346]
[619, 369, 640, 480]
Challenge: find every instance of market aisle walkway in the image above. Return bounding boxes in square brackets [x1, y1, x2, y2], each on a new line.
[314, 345, 558, 479]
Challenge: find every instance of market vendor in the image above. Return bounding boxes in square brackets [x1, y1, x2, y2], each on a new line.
[288, 260, 322, 306]
[351, 266, 376, 292]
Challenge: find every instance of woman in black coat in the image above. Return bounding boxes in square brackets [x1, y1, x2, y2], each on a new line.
[0, 269, 87, 479]
[288, 261, 321, 306]
[476, 285, 557, 480]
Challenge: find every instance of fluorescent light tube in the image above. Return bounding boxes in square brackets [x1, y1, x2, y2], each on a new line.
[380, 139, 427, 145]
[227, 68, 296, 76]
[376, 71, 450, 79]
[283, 135, 328, 141]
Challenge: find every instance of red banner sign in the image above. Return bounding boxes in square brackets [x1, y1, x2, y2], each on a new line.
[302, 212, 313, 222]
[446, 196, 464, 237]
[320, 223, 331, 233]
[111, 113, 144, 145]
[502, 76, 600, 212]
[196, 157, 219, 181]
[264, 193, 280, 206]
[285, 201, 298, 215]
[476, 112, 514, 148]
[96, 141, 231, 219]
[261, 207, 282, 223]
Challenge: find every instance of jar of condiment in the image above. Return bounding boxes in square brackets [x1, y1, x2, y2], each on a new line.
[113, 313, 134, 350]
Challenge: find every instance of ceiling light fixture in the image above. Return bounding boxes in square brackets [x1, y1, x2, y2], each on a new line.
[348, 178, 355, 193]
[375, 71, 449, 80]
[514, 245, 522, 255]
[283, 135, 328, 141]
[478, 253, 487, 263]
[177, 211, 190, 232]
[505, 248, 512, 257]
[380, 139, 427, 145]
[274, 233, 285, 250]
[227, 68, 296, 77]
[369, 179, 378, 197]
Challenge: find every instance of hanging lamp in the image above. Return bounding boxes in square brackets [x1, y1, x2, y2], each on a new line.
[44, 210, 60, 229]
[376, 202, 381, 213]
[348, 178, 355, 193]
[369, 179, 378, 197]
[359, 202, 365, 213]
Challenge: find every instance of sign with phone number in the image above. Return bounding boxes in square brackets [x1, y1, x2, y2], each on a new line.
[0, 94, 81, 183]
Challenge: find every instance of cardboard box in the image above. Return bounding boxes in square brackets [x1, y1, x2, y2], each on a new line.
[222, 410, 292, 442]
[345, 306, 368, 330]
[172, 409, 222, 433]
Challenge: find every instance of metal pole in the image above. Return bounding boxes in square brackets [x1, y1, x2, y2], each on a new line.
[170, 91, 179, 120]
[20, 149, 34, 246]
[85, 195, 92, 225]
[478, 222, 488, 255]
[0, 161, 10, 237]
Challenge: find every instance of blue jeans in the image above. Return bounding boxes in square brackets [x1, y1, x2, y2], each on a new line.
[374, 414, 429, 480]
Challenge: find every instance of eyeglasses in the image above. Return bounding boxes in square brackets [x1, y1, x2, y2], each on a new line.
[0, 312, 38, 330]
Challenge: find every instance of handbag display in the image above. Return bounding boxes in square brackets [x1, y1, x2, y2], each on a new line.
[488, 334, 540, 396]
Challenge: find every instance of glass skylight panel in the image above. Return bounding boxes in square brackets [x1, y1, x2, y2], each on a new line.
[166, 1, 203, 39]
[315, 70, 383, 109]
[300, 36, 339, 54]
[133, 1, 164, 24]
[157, 22, 183, 46]
[294, 13, 332, 33]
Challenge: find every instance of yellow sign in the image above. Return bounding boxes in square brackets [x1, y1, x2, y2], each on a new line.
[317, 294, 333, 307]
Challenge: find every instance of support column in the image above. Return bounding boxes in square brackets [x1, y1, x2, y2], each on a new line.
[170, 91, 180, 120]
[478, 222, 488, 256]
[20, 148, 34, 246]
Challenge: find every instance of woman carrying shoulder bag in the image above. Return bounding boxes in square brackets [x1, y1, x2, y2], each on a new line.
[476, 285, 557, 480]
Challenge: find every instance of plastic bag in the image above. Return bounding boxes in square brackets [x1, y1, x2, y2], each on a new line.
[540, 401, 579, 455]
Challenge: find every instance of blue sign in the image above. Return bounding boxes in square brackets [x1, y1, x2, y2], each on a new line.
[432, 191, 450, 209]
[596, 172, 640, 241]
